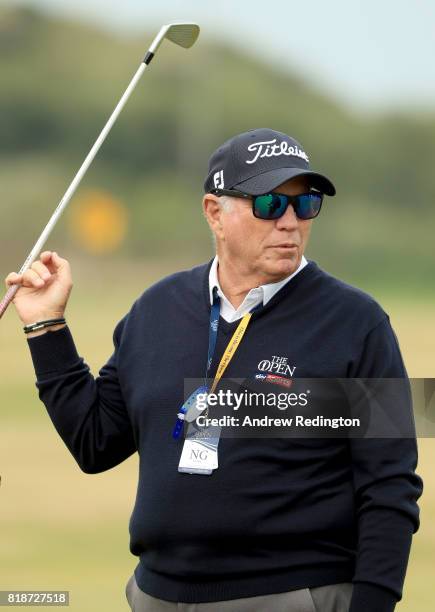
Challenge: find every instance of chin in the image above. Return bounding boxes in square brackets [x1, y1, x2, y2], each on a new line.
[266, 258, 298, 279]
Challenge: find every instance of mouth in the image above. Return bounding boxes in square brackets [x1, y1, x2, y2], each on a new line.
[269, 244, 299, 249]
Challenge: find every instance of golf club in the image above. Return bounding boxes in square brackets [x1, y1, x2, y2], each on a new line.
[0, 22, 200, 320]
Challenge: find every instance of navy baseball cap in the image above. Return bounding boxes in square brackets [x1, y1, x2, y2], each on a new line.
[204, 128, 336, 196]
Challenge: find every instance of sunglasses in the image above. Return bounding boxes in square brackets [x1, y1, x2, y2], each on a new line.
[211, 188, 324, 220]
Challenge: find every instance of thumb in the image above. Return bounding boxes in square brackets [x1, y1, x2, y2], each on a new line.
[52, 252, 72, 282]
[51, 251, 66, 271]
[41, 251, 68, 274]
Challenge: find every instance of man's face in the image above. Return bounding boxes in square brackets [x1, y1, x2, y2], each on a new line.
[204, 175, 314, 282]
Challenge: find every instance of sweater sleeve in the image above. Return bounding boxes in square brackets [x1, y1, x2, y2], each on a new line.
[347, 316, 423, 612]
[26, 314, 137, 474]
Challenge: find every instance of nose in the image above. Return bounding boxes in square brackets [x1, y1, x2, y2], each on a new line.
[275, 202, 299, 230]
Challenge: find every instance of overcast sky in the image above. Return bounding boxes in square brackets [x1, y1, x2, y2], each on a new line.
[4, 0, 435, 113]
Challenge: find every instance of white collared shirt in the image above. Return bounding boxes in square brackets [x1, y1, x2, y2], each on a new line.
[208, 255, 308, 323]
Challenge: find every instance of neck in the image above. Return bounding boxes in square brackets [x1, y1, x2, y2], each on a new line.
[216, 253, 288, 309]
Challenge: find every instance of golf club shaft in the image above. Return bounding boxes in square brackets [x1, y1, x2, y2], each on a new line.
[0, 22, 199, 321]
[0, 61, 149, 319]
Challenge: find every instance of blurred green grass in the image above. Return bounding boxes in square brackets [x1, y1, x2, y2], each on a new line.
[2, 6, 435, 291]
[1, 258, 434, 611]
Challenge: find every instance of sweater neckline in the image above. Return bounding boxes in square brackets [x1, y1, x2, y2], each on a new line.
[201, 258, 319, 334]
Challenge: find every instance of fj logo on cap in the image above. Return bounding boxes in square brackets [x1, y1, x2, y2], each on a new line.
[246, 139, 309, 165]
[213, 170, 224, 189]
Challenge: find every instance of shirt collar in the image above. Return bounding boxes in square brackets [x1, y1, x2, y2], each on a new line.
[209, 255, 308, 306]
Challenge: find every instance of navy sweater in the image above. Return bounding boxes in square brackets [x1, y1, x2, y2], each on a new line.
[27, 259, 422, 610]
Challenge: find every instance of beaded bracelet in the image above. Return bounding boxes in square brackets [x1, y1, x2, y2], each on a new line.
[23, 318, 66, 334]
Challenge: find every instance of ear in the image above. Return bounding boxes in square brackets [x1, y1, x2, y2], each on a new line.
[203, 193, 225, 240]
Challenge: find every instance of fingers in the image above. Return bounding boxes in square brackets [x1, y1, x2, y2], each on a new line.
[5, 272, 22, 288]
[4, 251, 70, 289]
[5, 269, 44, 289]
[31, 260, 52, 280]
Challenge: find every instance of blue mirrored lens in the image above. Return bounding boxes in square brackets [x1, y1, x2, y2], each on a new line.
[295, 194, 322, 219]
[254, 194, 287, 219]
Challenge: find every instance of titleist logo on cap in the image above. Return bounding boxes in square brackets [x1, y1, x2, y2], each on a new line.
[204, 128, 336, 196]
[246, 139, 310, 165]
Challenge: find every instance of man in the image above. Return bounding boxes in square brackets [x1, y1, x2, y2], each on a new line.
[6, 128, 423, 612]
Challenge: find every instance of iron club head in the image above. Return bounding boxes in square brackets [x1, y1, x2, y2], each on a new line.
[165, 23, 200, 48]
[148, 22, 200, 54]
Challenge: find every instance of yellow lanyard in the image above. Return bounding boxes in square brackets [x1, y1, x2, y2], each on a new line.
[209, 312, 253, 393]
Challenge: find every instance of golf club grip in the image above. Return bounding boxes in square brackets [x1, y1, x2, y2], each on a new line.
[0, 284, 19, 319]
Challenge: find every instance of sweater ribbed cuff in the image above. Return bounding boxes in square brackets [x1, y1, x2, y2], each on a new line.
[27, 325, 82, 377]
[350, 583, 397, 612]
